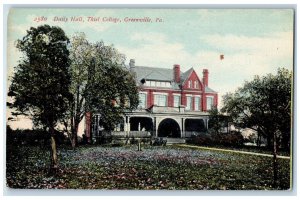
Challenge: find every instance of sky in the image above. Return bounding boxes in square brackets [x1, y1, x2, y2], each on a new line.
[6, 8, 294, 129]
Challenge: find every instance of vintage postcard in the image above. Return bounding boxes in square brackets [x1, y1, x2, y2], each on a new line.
[5, 6, 294, 192]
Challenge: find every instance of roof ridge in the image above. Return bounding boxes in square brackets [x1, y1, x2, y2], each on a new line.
[136, 65, 171, 70]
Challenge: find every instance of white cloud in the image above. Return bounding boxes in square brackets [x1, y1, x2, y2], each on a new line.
[118, 32, 191, 69]
[201, 31, 293, 59]
[118, 31, 293, 108]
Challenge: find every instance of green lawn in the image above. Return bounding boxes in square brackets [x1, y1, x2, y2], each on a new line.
[6, 144, 291, 190]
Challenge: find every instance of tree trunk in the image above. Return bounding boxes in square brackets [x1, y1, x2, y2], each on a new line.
[50, 127, 58, 174]
[71, 131, 78, 148]
[256, 133, 261, 147]
[71, 119, 80, 148]
[267, 134, 272, 150]
[272, 130, 278, 188]
[71, 134, 77, 149]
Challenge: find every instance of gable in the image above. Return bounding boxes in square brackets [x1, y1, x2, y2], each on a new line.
[182, 69, 204, 90]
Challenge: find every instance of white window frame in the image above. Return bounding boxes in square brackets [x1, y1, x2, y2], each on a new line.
[186, 96, 192, 110]
[144, 80, 150, 86]
[206, 96, 214, 110]
[154, 92, 168, 106]
[138, 92, 147, 108]
[194, 80, 198, 89]
[188, 80, 192, 88]
[150, 81, 155, 87]
[173, 94, 181, 107]
[194, 96, 200, 111]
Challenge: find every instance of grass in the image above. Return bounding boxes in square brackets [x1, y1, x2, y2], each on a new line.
[185, 142, 291, 156]
[6, 144, 291, 190]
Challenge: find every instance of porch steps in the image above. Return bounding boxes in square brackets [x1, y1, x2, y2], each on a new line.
[163, 138, 186, 144]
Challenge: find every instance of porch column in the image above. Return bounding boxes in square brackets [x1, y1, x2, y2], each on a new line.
[127, 116, 131, 136]
[205, 118, 209, 131]
[123, 116, 126, 132]
[182, 118, 186, 138]
[155, 117, 158, 137]
[151, 117, 155, 137]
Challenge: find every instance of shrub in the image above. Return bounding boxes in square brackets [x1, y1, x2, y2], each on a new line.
[187, 132, 244, 147]
[6, 128, 66, 146]
[187, 134, 212, 146]
[95, 135, 112, 145]
[152, 137, 167, 146]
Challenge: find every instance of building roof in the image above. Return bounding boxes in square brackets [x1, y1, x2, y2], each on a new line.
[127, 64, 217, 93]
[180, 67, 194, 84]
[205, 86, 217, 93]
[134, 66, 174, 81]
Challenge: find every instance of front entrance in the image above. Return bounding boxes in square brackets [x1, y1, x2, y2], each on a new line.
[157, 118, 181, 138]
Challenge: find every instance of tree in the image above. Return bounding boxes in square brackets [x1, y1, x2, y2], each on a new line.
[222, 68, 292, 149]
[221, 68, 292, 187]
[61, 33, 94, 148]
[62, 33, 139, 147]
[9, 25, 72, 172]
[208, 107, 228, 134]
[87, 41, 139, 131]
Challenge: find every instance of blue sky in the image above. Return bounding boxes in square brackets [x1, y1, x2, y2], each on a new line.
[6, 8, 294, 129]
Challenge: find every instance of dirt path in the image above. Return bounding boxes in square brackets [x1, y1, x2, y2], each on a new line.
[176, 144, 291, 160]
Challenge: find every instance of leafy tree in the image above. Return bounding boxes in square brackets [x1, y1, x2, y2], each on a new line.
[221, 68, 292, 187]
[60, 33, 94, 148]
[222, 68, 292, 149]
[62, 33, 139, 147]
[208, 107, 228, 134]
[87, 41, 139, 131]
[9, 25, 72, 172]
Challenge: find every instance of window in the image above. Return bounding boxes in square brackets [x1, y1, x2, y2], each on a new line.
[188, 80, 192, 88]
[206, 97, 214, 110]
[194, 81, 198, 88]
[138, 93, 147, 108]
[154, 94, 167, 106]
[195, 97, 200, 111]
[173, 95, 181, 107]
[186, 96, 192, 110]
[148, 81, 171, 88]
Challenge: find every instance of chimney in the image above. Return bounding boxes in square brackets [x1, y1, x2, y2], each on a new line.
[173, 64, 180, 83]
[203, 69, 209, 87]
[129, 59, 136, 78]
[129, 59, 135, 70]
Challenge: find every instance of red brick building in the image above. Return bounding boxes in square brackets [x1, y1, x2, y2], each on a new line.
[90, 59, 218, 140]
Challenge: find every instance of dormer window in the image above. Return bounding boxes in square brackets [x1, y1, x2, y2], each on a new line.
[145, 81, 171, 88]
